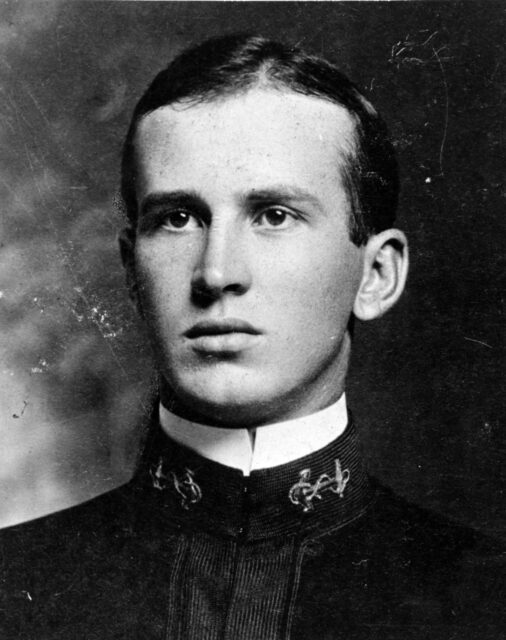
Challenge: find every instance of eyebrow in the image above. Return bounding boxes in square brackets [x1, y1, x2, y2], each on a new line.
[139, 190, 206, 218]
[245, 185, 325, 213]
[138, 184, 326, 227]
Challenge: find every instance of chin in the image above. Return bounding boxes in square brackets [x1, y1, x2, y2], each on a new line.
[166, 368, 284, 427]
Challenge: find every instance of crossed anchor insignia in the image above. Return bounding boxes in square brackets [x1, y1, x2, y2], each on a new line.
[150, 458, 202, 510]
[289, 459, 350, 512]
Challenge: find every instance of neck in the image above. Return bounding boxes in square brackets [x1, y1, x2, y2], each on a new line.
[159, 394, 348, 475]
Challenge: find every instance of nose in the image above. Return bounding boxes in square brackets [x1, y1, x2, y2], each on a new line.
[191, 219, 252, 304]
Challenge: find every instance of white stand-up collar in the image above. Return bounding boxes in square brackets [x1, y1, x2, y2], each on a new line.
[159, 395, 348, 476]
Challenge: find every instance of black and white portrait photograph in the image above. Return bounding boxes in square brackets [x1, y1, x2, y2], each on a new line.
[0, 1, 504, 638]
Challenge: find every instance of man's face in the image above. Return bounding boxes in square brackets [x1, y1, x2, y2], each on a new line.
[130, 88, 364, 426]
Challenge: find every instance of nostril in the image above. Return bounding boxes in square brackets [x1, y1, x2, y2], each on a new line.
[191, 278, 247, 307]
[191, 277, 221, 307]
[223, 282, 247, 295]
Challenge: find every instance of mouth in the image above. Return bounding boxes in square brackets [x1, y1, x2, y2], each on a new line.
[185, 319, 261, 354]
[185, 319, 260, 339]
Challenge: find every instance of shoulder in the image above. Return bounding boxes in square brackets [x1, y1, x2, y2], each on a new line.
[362, 480, 506, 631]
[0, 483, 138, 638]
[0, 481, 135, 554]
[312, 477, 505, 581]
[293, 481, 506, 639]
[368, 479, 502, 561]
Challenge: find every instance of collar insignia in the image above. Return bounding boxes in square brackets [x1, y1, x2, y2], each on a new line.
[289, 459, 350, 512]
[150, 457, 202, 510]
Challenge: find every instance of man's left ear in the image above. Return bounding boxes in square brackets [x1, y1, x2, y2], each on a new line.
[353, 229, 409, 321]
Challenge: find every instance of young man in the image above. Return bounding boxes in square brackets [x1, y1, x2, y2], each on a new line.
[1, 34, 504, 639]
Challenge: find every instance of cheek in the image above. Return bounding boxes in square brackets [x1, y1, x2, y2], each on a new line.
[272, 247, 360, 326]
[135, 250, 189, 321]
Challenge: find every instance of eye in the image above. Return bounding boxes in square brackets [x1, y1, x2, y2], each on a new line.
[254, 207, 297, 229]
[161, 210, 201, 231]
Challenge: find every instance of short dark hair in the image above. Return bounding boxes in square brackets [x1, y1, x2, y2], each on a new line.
[121, 34, 398, 245]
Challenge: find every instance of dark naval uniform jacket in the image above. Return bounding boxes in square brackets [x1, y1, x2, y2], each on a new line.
[1, 417, 505, 639]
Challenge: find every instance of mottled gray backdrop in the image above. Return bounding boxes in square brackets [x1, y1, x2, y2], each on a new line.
[0, 1, 504, 537]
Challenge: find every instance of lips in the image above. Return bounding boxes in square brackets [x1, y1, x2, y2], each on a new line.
[185, 319, 260, 339]
[185, 319, 261, 353]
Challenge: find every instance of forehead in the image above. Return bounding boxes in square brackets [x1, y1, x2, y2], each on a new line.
[134, 89, 357, 200]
